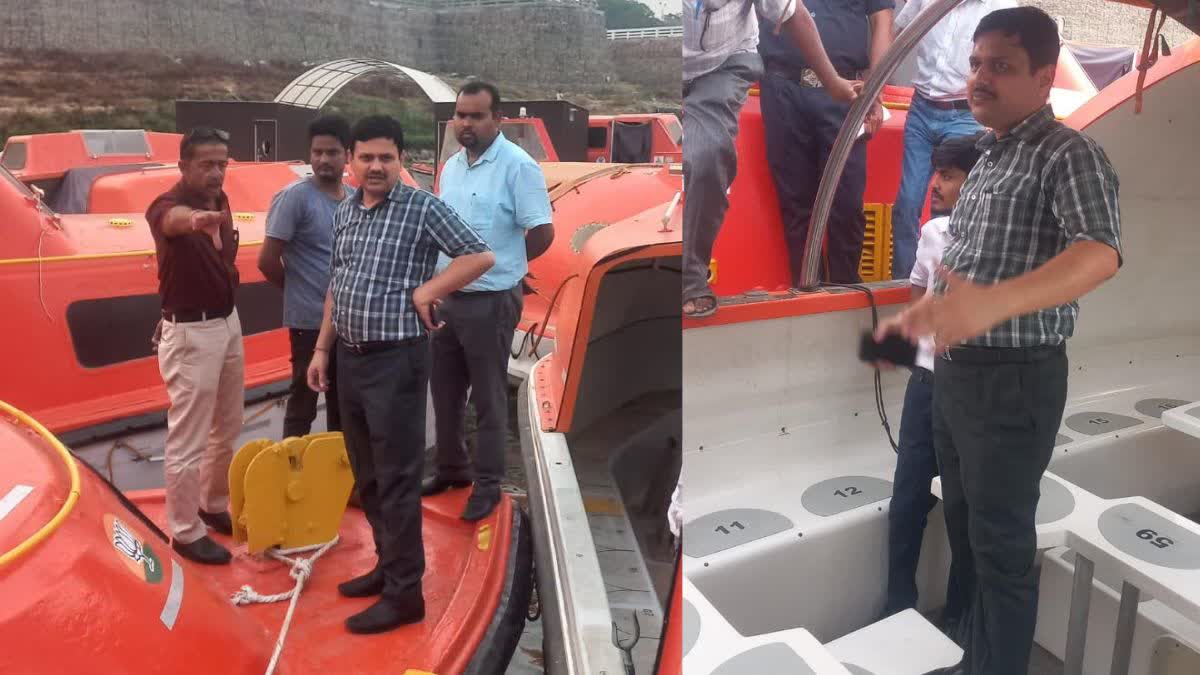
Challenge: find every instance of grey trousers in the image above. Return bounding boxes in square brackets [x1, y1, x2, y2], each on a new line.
[934, 345, 1069, 674]
[430, 287, 522, 493]
[682, 51, 763, 301]
[337, 337, 430, 602]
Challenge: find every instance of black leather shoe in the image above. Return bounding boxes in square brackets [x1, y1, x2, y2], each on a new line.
[172, 535, 232, 565]
[198, 509, 233, 536]
[421, 475, 471, 497]
[338, 567, 385, 598]
[345, 596, 425, 634]
[461, 488, 500, 522]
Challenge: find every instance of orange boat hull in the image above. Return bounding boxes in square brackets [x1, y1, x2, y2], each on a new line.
[0, 404, 531, 675]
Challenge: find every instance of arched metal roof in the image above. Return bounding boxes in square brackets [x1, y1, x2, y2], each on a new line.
[273, 58, 457, 109]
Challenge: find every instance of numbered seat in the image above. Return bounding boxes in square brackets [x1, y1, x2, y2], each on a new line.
[1065, 496, 1200, 624]
[682, 575, 852, 674]
[683, 459, 898, 640]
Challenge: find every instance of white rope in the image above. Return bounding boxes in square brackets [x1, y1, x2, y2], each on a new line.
[230, 536, 339, 675]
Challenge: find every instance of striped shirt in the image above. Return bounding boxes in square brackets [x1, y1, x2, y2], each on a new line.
[683, 0, 797, 81]
[937, 105, 1122, 347]
[329, 182, 489, 344]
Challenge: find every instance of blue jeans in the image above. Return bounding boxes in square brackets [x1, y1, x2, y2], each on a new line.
[884, 368, 964, 623]
[890, 95, 982, 279]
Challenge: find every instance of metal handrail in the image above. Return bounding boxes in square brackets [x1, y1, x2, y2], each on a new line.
[607, 26, 684, 40]
[798, 0, 967, 289]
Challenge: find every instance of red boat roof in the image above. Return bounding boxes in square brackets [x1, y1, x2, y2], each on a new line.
[2, 130, 183, 182]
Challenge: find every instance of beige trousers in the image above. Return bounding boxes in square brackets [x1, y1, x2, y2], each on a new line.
[157, 309, 245, 543]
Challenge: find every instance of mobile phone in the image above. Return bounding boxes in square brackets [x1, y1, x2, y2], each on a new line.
[858, 331, 918, 368]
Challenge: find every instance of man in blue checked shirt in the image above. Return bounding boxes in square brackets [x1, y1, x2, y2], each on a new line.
[423, 81, 554, 523]
[306, 115, 495, 635]
[875, 9, 1121, 673]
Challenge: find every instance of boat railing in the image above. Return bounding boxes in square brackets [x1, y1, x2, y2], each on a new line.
[607, 26, 684, 40]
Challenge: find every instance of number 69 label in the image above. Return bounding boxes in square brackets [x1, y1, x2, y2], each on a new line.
[1136, 528, 1175, 549]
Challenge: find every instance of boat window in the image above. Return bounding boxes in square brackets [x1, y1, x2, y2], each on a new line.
[501, 124, 548, 161]
[662, 116, 683, 146]
[80, 130, 151, 157]
[438, 124, 549, 163]
[587, 126, 609, 149]
[67, 282, 284, 368]
[1, 141, 27, 170]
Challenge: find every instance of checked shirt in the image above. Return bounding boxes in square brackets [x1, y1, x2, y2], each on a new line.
[938, 105, 1123, 348]
[330, 182, 489, 344]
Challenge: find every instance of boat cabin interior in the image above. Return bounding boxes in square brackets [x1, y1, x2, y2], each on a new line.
[683, 22, 1200, 675]
[521, 194, 682, 674]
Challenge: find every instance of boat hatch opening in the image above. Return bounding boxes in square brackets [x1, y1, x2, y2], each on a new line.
[1, 142, 27, 171]
[79, 130, 151, 158]
[587, 125, 608, 150]
[612, 122, 653, 164]
[565, 253, 681, 659]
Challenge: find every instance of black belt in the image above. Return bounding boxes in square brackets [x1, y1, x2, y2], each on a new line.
[765, 62, 864, 88]
[450, 286, 516, 299]
[916, 92, 971, 111]
[162, 306, 233, 323]
[945, 343, 1065, 364]
[341, 336, 426, 355]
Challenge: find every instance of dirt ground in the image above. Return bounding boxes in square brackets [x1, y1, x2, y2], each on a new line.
[0, 50, 680, 154]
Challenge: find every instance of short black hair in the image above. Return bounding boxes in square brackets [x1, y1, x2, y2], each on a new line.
[308, 114, 351, 149]
[974, 6, 1061, 72]
[350, 115, 405, 153]
[458, 81, 502, 113]
[932, 132, 986, 174]
[180, 126, 229, 160]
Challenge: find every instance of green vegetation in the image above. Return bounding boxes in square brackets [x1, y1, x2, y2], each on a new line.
[599, 0, 667, 29]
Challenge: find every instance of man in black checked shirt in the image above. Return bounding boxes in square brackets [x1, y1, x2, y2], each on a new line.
[874, 8, 1122, 674]
[306, 115, 495, 634]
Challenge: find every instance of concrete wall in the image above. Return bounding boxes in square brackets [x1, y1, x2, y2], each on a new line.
[0, 0, 616, 85]
[610, 38, 681, 97]
[435, 3, 612, 84]
[1025, 1, 1195, 51]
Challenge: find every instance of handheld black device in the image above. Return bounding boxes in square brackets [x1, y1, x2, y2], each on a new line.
[858, 331, 918, 368]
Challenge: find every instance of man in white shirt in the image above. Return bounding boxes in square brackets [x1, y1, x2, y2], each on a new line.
[683, 0, 859, 318]
[883, 132, 982, 627]
[889, 0, 1016, 280]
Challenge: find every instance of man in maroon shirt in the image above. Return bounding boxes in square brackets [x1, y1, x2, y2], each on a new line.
[145, 127, 244, 565]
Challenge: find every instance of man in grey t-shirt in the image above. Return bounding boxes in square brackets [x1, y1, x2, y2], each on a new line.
[258, 115, 353, 438]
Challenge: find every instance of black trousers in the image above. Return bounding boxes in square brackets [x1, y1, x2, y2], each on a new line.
[933, 345, 1068, 675]
[337, 337, 429, 601]
[430, 287, 522, 493]
[760, 72, 868, 285]
[283, 328, 341, 438]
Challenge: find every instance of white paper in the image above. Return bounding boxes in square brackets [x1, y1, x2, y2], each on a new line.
[859, 106, 893, 138]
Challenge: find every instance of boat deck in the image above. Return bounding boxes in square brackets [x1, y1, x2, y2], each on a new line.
[129, 488, 519, 674]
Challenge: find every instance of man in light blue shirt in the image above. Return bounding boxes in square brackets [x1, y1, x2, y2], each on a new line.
[258, 115, 353, 438]
[424, 81, 553, 521]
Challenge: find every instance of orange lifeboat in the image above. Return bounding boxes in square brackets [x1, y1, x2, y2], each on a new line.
[0, 131, 419, 476]
[0, 400, 531, 674]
